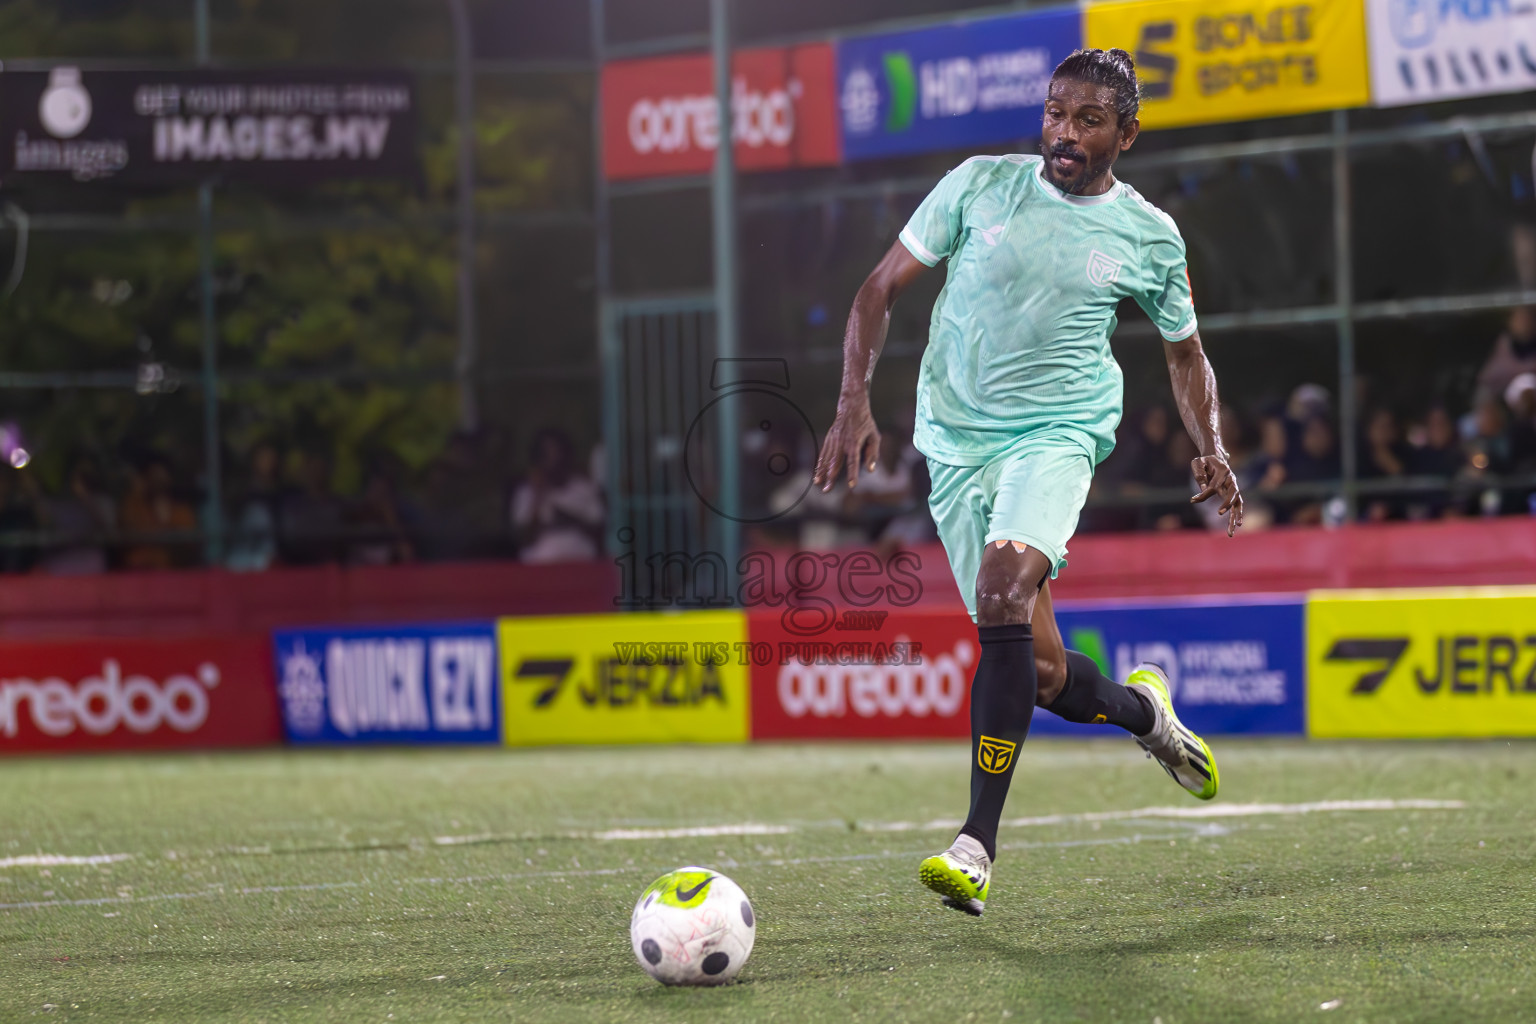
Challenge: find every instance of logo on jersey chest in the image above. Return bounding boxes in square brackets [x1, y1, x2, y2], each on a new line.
[977, 224, 1004, 247]
[1086, 249, 1123, 287]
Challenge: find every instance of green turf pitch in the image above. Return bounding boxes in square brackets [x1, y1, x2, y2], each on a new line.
[2, 741, 1534, 1023]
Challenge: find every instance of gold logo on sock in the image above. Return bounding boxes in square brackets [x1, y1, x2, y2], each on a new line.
[977, 735, 1017, 774]
[1091, 713, 1107, 724]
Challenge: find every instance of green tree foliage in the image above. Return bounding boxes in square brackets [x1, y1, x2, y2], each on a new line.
[0, 0, 596, 517]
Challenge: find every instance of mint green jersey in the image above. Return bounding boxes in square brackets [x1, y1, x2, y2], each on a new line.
[899, 153, 1197, 467]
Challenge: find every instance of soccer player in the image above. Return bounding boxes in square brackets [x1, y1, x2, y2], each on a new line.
[813, 49, 1244, 917]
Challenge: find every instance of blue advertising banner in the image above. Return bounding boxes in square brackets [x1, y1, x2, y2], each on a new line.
[836, 8, 1082, 162]
[273, 623, 500, 744]
[1034, 596, 1306, 736]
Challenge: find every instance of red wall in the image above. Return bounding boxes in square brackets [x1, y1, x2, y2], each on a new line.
[1052, 517, 1536, 601]
[0, 518, 1530, 636]
[0, 559, 618, 638]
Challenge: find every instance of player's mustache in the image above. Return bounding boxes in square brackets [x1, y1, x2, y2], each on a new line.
[1048, 144, 1088, 162]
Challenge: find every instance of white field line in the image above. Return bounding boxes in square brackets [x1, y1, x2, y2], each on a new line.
[0, 831, 1191, 913]
[428, 798, 1468, 845]
[0, 798, 1465, 912]
[580, 824, 796, 842]
[0, 854, 133, 868]
[860, 798, 1468, 834]
[432, 824, 801, 846]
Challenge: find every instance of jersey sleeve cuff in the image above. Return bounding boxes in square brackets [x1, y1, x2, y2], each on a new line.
[1161, 318, 1198, 342]
[899, 227, 942, 267]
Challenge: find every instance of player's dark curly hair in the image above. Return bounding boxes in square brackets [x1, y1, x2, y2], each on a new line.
[1051, 48, 1141, 124]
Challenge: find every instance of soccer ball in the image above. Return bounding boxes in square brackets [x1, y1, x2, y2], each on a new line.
[630, 867, 756, 986]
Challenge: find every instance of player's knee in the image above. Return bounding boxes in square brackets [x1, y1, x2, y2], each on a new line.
[1035, 650, 1067, 706]
[974, 545, 1046, 626]
[974, 576, 1036, 626]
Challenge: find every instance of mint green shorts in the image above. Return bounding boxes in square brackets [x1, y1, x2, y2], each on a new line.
[926, 440, 1094, 621]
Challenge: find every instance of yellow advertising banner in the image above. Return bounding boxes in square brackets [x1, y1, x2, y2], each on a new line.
[1307, 588, 1536, 738]
[1085, 0, 1370, 129]
[499, 611, 749, 746]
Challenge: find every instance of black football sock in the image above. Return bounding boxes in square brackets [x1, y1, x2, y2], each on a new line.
[1046, 650, 1156, 735]
[958, 622, 1036, 862]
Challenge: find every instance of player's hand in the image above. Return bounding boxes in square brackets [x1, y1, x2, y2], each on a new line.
[814, 399, 880, 492]
[1190, 454, 1244, 537]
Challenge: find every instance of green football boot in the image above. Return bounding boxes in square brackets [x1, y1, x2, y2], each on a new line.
[918, 834, 991, 916]
[1126, 662, 1219, 801]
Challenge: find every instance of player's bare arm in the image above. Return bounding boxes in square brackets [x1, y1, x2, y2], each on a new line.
[813, 242, 928, 492]
[1165, 330, 1244, 536]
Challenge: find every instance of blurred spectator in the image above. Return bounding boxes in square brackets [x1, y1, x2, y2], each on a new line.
[844, 431, 915, 542]
[511, 428, 604, 563]
[1357, 409, 1410, 522]
[1475, 306, 1536, 406]
[421, 431, 506, 560]
[1249, 412, 1289, 491]
[1465, 398, 1515, 515]
[120, 455, 198, 570]
[1150, 430, 1200, 530]
[1106, 405, 1191, 531]
[1505, 373, 1536, 471]
[1198, 407, 1273, 531]
[880, 459, 937, 546]
[279, 451, 345, 565]
[38, 456, 116, 575]
[0, 467, 40, 573]
[348, 460, 417, 566]
[226, 442, 283, 572]
[1118, 406, 1184, 489]
[879, 423, 938, 548]
[1218, 406, 1253, 471]
[1283, 415, 1341, 525]
[1406, 406, 1465, 519]
[1286, 383, 1333, 425]
[767, 425, 862, 550]
[1409, 406, 1465, 477]
[1467, 399, 1512, 474]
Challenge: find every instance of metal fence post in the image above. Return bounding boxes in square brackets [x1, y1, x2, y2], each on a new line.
[592, 0, 621, 560]
[1333, 109, 1358, 521]
[710, 0, 740, 583]
[194, 0, 224, 565]
[447, 0, 479, 432]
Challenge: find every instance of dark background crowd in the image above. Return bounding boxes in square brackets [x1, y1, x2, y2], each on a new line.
[2, 305, 1532, 574]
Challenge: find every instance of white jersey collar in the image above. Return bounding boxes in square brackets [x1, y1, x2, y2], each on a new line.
[1033, 159, 1125, 207]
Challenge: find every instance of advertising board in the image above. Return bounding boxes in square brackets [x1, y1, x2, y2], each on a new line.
[1, 67, 416, 184]
[1044, 596, 1307, 735]
[602, 44, 839, 180]
[835, 9, 1082, 161]
[748, 609, 973, 740]
[1308, 587, 1536, 738]
[0, 636, 280, 753]
[273, 623, 500, 744]
[1366, 0, 1536, 106]
[499, 612, 750, 745]
[749, 597, 1305, 739]
[1085, 0, 1370, 128]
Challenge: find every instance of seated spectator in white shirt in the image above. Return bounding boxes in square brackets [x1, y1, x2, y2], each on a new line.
[511, 429, 604, 563]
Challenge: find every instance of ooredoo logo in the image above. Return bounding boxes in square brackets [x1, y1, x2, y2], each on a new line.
[0, 659, 219, 737]
[627, 77, 799, 156]
[776, 637, 972, 719]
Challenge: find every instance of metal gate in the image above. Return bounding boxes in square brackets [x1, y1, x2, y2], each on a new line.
[601, 293, 727, 607]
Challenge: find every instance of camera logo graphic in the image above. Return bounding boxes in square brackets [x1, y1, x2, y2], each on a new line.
[684, 357, 818, 524]
[40, 67, 92, 140]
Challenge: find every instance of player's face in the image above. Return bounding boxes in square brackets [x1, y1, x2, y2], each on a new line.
[1039, 78, 1138, 195]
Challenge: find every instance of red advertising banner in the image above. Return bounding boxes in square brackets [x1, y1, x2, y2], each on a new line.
[601, 43, 840, 181]
[748, 608, 975, 740]
[0, 636, 281, 753]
